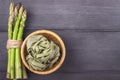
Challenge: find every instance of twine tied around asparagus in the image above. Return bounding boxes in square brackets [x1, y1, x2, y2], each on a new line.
[6, 39, 22, 49]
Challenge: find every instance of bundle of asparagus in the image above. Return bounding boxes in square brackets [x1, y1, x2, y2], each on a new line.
[7, 2, 27, 79]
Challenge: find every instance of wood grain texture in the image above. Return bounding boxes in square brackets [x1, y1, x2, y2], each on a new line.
[26, 71, 120, 80]
[1, 0, 120, 79]
[1, 71, 120, 80]
[1, 0, 120, 30]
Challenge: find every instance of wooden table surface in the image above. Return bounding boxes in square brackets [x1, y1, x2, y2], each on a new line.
[1, 0, 120, 80]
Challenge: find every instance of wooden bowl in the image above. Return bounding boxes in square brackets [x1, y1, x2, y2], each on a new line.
[21, 30, 66, 75]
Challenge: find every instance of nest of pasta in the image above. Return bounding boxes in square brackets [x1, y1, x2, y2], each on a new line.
[26, 35, 60, 71]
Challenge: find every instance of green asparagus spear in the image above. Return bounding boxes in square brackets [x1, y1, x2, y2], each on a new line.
[15, 9, 27, 79]
[10, 5, 23, 79]
[7, 2, 14, 78]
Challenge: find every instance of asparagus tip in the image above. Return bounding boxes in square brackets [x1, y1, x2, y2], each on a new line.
[9, 2, 14, 15]
[14, 3, 21, 17]
[16, 3, 21, 9]
[23, 9, 27, 19]
[19, 5, 24, 15]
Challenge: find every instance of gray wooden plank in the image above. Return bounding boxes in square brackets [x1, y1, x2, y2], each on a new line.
[1, 0, 120, 30]
[0, 32, 7, 72]
[1, 12, 120, 30]
[1, 30, 120, 73]
[1, 71, 120, 80]
[27, 71, 120, 80]
[1, 0, 120, 15]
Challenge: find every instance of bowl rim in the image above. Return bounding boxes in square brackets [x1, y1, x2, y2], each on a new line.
[21, 30, 66, 75]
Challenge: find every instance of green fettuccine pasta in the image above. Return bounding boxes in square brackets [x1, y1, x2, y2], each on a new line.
[26, 35, 60, 71]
